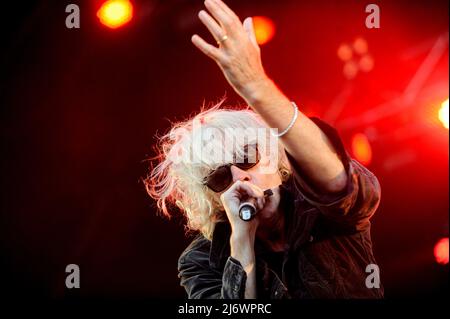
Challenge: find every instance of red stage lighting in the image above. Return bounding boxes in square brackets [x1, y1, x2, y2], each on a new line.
[353, 37, 368, 55]
[434, 237, 449, 265]
[97, 0, 133, 29]
[252, 16, 275, 46]
[337, 44, 353, 62]
[438, 98, 449, 129]
[351, 133, 372, 165]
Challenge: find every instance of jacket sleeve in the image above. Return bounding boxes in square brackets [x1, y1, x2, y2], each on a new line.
[286, 117, 381, 231]
[178, 242, 247, 299]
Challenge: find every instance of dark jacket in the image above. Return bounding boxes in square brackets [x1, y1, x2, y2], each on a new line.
[177, 118, 384, 299]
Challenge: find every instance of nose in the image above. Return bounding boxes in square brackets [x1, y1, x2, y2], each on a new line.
[230, 165, 251, 183]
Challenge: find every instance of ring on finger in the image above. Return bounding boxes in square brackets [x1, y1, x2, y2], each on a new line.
[217, 34, 228, 45]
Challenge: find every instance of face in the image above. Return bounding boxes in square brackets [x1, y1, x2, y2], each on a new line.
[204, 146, 283, 223]
[228, 162, 282, 223]
[229, 162, 281, 194]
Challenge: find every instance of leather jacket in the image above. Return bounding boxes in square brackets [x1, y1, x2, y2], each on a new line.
[178, 118, 384, 299]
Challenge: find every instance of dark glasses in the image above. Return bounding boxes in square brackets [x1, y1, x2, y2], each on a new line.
[203, 144, 260, 193]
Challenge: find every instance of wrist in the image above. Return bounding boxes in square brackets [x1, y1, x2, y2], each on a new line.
[230, 231, 255, 246]
[230, 234, 255, 268]
[243, 77, 280, 106]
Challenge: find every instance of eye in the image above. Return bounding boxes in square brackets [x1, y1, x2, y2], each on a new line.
[204, 164, 228, 183]
[210, 165, 229, 179]
[204, 164, 232, 192]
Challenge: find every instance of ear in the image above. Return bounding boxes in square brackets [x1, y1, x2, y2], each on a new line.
[243, 17, 259, 49]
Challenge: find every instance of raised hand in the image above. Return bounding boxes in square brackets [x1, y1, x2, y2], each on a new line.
[192, 0, 270, 103]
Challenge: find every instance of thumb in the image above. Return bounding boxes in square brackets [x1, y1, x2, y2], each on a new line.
[243, 17, 259, 49]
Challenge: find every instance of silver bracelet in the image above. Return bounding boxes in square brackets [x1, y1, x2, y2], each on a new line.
[271, 101, 299, 137]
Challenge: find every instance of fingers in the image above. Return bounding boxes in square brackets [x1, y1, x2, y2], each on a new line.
[243, 17, 259, 49]
[255, 196, 266, 211]
[191, 34, 223, 61]
[233, 181, 265, 199]
[204, 0, 239, 31]
[221, 180, 266, 211]
[237, 182, 266, 211]
[193, 0, 244, 58]
[198, 10, 226, 44]
[210, 0, 241, 24]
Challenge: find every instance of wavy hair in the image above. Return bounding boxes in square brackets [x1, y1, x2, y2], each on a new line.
[144, 101, 292, 240]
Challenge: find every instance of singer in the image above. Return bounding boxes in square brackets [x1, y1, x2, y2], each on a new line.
[145, 0, 383, 299]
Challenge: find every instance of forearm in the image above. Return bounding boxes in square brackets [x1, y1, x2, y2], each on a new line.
[230, 234, 257, 299]
[244, 78, 348, 194]
[191, 0, 346, 193]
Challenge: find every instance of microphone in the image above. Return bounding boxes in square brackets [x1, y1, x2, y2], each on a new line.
[238, 189, 273, 221]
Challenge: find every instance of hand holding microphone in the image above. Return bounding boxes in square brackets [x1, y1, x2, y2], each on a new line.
[239, 189, 273, 221]
[220, 180, 270, 235]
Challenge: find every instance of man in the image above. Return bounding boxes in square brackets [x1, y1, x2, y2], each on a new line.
[145, 0, 383, 298]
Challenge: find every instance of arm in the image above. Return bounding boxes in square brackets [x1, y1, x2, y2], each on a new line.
[178, 247, 248, 299]
[192, 0, 347, 195]
[221, 180, 268, 299]
[245, 80, 348, 194]
[229, 232, 257, 299]
[179, 181, 266, 299]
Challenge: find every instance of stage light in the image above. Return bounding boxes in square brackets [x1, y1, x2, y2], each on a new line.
[438, 98, 449, 129]
[252, 16, 275, 45]
[337, 44, 353, 61]
[353, 37, 368, 55]
[359, 54, 374, 72]
[97, 0, 133, 29]
[434, 237, 449, 265]
[343, 60, 358, 80]
[351, 133, 372, 165]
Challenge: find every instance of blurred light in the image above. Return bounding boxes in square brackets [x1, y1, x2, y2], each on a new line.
[359, 54, 374, 72]
[353, 37, 368, 55]
[97, 0, 133, 29]
[351, 133, 372, 165]
[438, 98, 449, 129]
[337, 43, 353, 61]
[252, 16, 275, 45]
[434, 237, 449, 265]
[343, 61, 358, 80]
